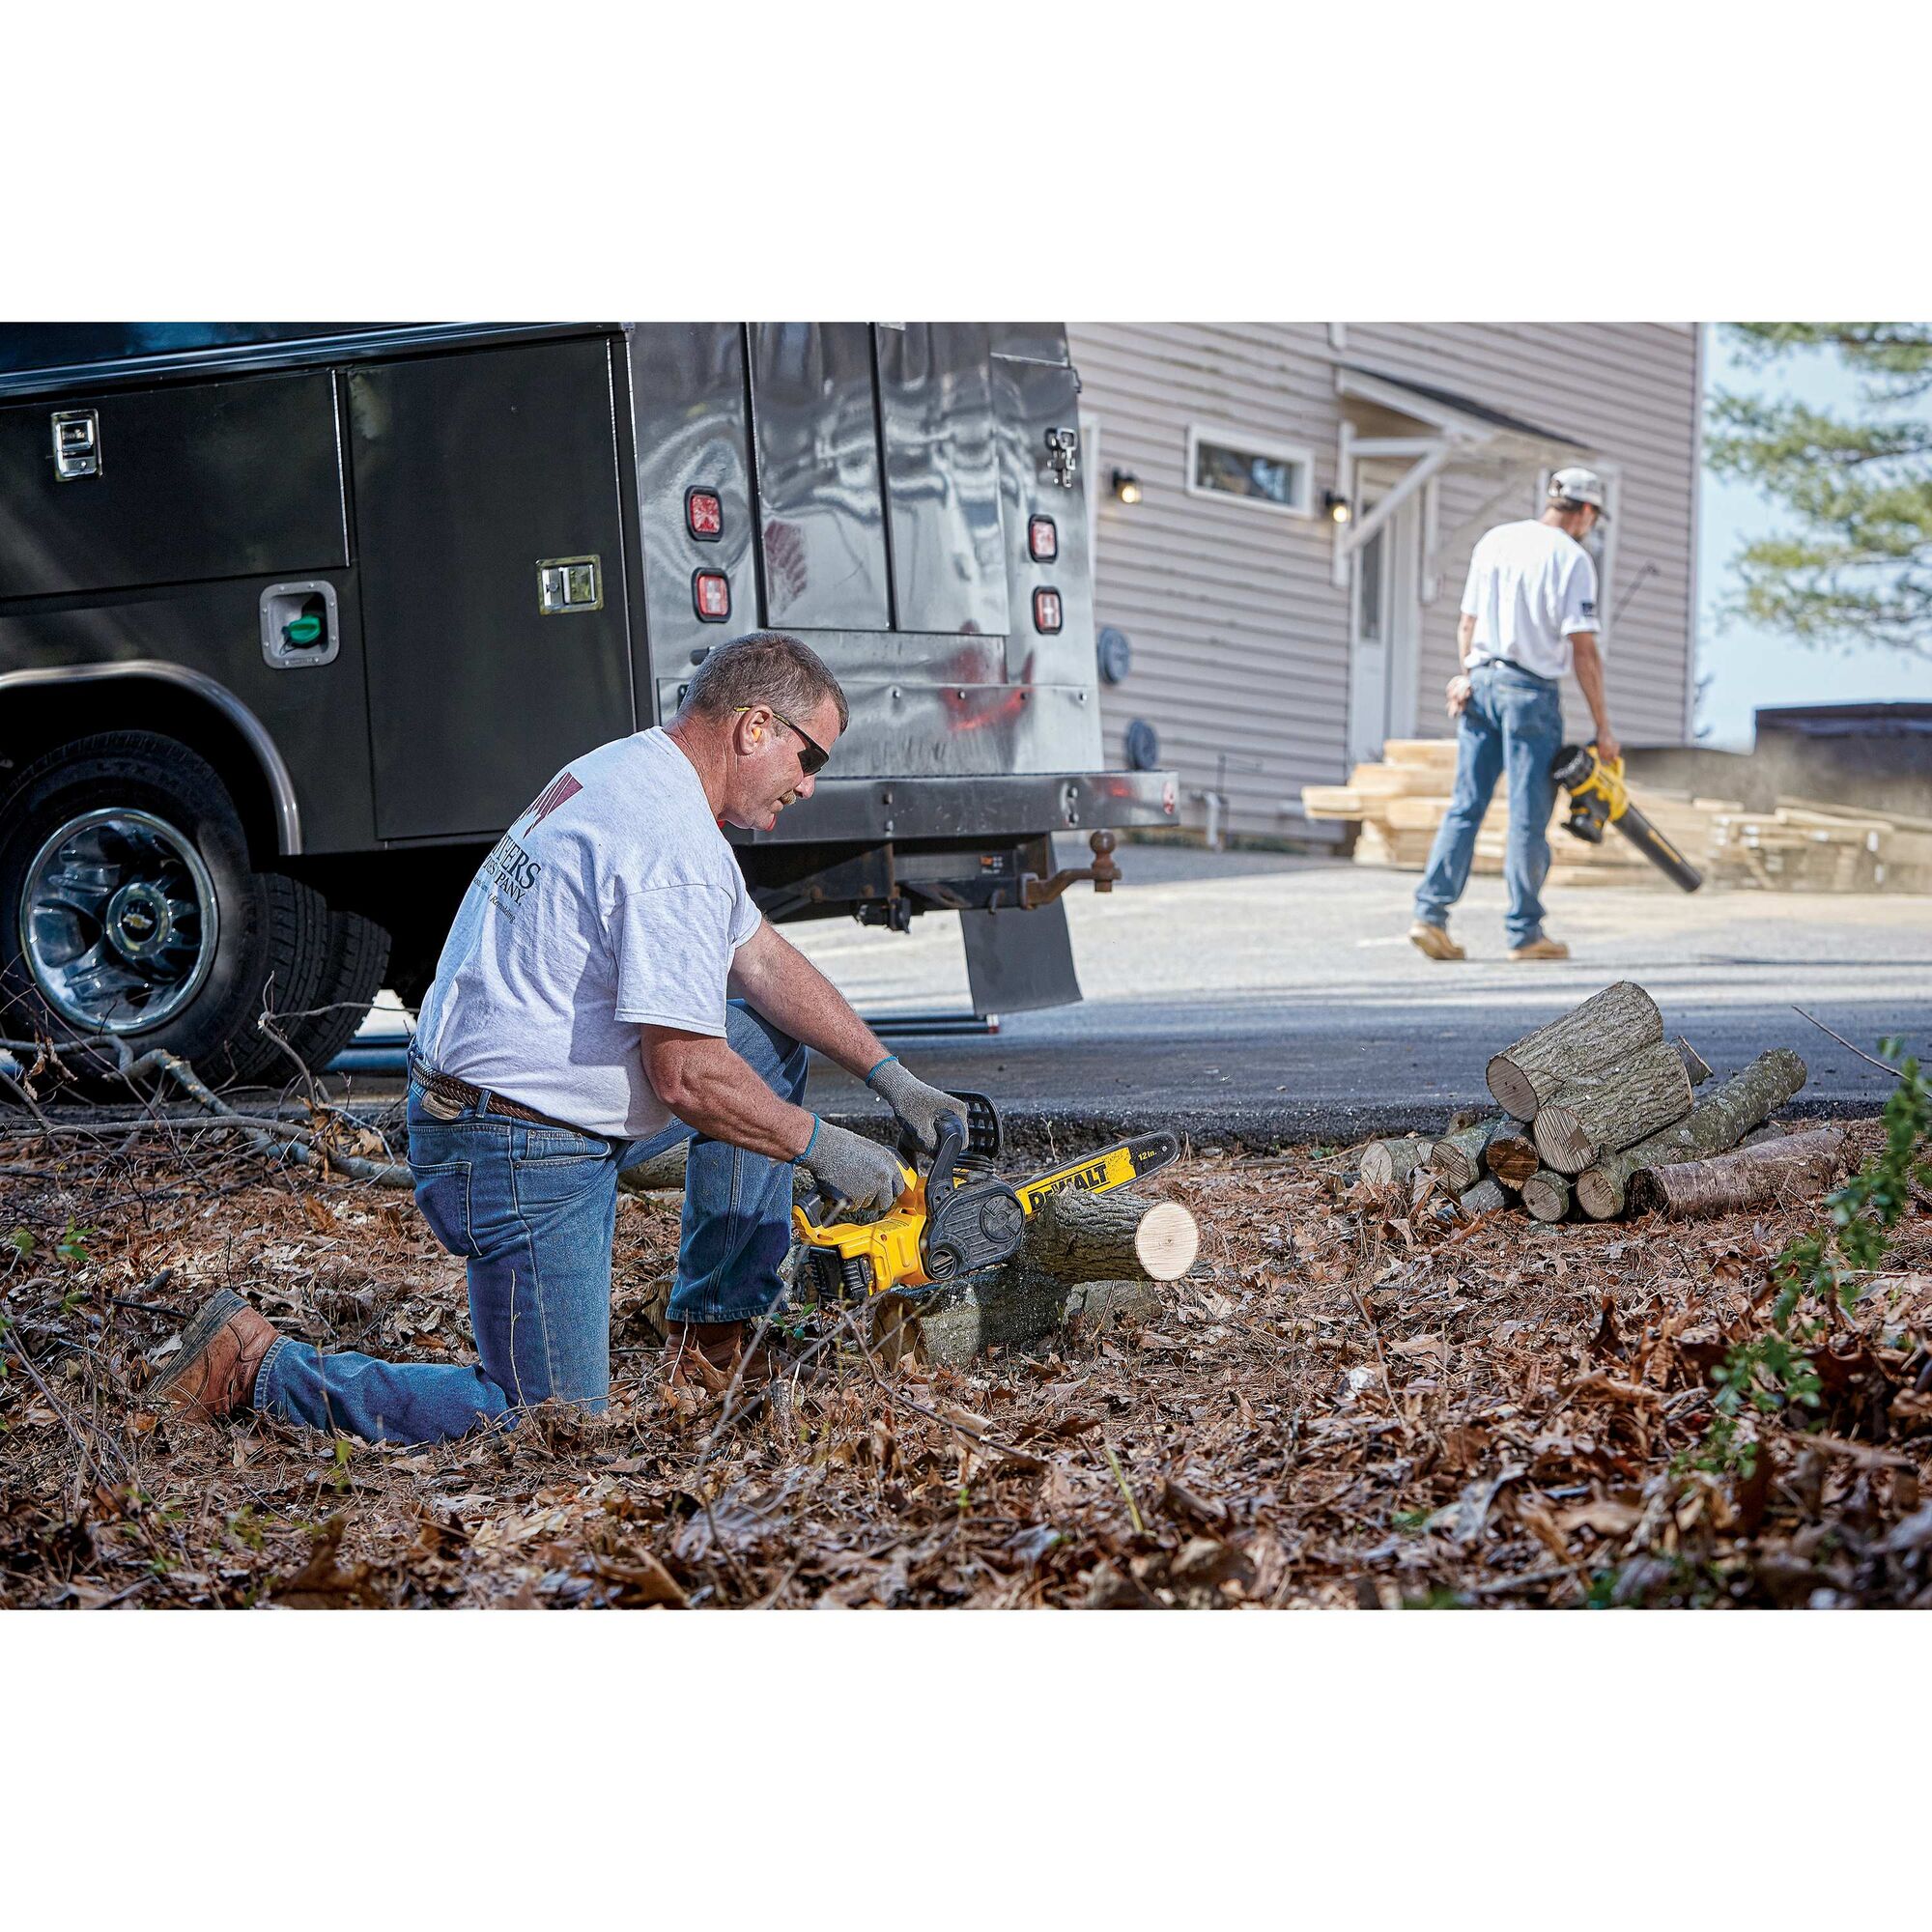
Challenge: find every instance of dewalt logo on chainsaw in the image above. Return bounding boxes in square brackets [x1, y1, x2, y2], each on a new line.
[1016, 1141, 1165, 1214]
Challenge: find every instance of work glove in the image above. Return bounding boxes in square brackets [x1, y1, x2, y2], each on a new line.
[866, 1055, 965, 1155]
[797, 1119, 909, 1214]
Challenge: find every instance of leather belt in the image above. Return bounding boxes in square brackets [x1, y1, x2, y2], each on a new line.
[1469, 655, 1559, 686]
[413, 1065, 584, 1134]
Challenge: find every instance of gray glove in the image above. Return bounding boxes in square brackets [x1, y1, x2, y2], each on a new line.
[798, 1119, 908, 1214]
[866, 1056, 965, 1155]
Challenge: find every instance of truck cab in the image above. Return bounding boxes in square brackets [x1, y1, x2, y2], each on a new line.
[0, 323, 1174, 1085]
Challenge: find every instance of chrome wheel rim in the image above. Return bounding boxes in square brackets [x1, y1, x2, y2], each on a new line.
[20, 808, 219, 1034]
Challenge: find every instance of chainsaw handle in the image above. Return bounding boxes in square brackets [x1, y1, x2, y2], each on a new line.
[794, 1158, 920, 1236]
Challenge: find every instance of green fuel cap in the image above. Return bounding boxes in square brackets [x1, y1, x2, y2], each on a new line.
[284, 612, 325, 647]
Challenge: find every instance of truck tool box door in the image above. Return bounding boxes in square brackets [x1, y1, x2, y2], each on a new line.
[748, 324, 892, 634]
[0, 371, 346, 599]
[350, 338, 632, 841]
[875, 322, 1009, 639]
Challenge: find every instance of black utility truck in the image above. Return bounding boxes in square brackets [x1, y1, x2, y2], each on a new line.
[0, 324, 1173, 1083]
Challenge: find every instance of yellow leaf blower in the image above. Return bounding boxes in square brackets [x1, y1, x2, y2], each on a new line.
[1550, 742, 1702, 892]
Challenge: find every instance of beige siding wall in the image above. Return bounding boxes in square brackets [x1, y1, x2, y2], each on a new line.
[1067, 322, 1699, 842]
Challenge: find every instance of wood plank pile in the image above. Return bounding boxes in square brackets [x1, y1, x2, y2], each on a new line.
[1303, 746, 1932, 895]
[1358, 980, 1841, 1225]
[1705, 801, 1932, 895]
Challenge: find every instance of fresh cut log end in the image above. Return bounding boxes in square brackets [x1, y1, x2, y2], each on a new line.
[1574, 1166, 1623, 1220]
[1486, 1131, 1542, 1187]
[1133, 1201, 1201, 1281]
[1521, 1171, 1573, 1222]
[1429, 1116, 1512, 1193]
[1361, 1137, 1435, 1191]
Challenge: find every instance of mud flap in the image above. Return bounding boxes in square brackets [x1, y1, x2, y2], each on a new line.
[958, 901, 1082, 1015]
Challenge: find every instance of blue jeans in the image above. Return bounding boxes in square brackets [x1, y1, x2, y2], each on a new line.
[252, 1001, 809, 1444]
[1413, 661, 1563, 948]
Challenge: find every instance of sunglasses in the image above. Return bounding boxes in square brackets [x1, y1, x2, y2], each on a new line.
[735, 703, 830, 776]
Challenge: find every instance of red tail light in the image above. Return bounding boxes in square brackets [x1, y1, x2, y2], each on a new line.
[693, 570, 730, 621]
[1028, 515, 1058, 561]
[686, 488, 723, 541]
[1033, 586, 1063, 634]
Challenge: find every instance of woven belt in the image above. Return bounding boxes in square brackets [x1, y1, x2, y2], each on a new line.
[414, 1065, 582, 1134]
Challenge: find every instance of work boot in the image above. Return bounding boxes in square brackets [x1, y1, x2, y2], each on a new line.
[661, 1319, 777, 1396]
[1407, 921, 1466, 962]
[1510, 935, 1571, 961]
[147, 1288, 276, 1420]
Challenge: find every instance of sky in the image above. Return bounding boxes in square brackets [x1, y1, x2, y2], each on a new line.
[1695, 325, 1929, 748]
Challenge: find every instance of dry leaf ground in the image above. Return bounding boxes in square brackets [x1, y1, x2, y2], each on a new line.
[4, 1109, 1928, 1609]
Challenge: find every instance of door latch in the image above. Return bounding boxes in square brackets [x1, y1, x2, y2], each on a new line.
[1044, 426, 1078, 489]
[51, 409, 100, 480]
[538, 555, 602, 614]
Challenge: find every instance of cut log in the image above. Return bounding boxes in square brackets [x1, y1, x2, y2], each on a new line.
[1360, 1136, 1435, 1191]
[1532, 1037, 1695, 1175]
[1009, 1187, 1199, 1286]
[1574, 1047, 1808, 1219]
[1627, 1127, 1847, 1219]
[1486, 1130, 1542, 1188]
[1429, 1116, 1514, 1193]
[891, 1276, 1162, 1369]
[1521, 1171, 1572, 1222]
[1485, 980, 1664, 1119]
[1457, 1178, 1507, 1218]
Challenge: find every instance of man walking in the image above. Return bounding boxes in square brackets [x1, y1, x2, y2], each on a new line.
[150, 632, 968, 1440]
[1408, 467, 1620, 962]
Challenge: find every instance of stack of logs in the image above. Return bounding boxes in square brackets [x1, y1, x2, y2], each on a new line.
[1360, 980, 1845, 1223]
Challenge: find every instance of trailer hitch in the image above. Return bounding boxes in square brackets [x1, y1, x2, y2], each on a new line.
[1020, 830, 1121, 909]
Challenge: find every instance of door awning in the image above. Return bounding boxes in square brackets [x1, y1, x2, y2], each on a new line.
[1331, 363, 1595, 595]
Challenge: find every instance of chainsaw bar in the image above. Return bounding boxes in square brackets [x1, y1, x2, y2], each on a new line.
[1014, 1130, 1181, 1215]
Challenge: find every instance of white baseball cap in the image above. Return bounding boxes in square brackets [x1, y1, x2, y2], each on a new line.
[1548, 466, 1610, 518]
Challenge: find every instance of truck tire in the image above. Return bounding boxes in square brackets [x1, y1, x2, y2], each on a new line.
[280, 908, 392, 1075]
[0, 730, 333, 1092]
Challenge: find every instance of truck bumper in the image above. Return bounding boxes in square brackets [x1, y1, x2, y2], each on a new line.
[726, 769, 1179, 845]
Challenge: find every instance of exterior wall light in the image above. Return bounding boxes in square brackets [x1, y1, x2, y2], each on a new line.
[1111, 469, 1143, 505]
[1324, 490, 1351, 525]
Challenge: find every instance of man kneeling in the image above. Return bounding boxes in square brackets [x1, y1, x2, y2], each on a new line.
[148, 633, 964, 1443]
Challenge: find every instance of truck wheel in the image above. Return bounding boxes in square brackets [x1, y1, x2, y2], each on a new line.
[279, 908, 393, 1075]
[0, 730, 332, 1092]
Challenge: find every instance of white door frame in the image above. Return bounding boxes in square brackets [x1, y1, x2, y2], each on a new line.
[1347, 462, 1423, 766]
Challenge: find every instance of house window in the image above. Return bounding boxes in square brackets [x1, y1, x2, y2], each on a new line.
[1185, 421, 1314, 518]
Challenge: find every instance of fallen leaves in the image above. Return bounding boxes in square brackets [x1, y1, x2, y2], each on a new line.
[1, 1114, 1928, 1610]
[271, 1518, 382, 1609]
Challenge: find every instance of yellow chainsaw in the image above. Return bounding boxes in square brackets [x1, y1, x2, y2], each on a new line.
[791, 1093, 1179, 1298]
[1551, 742, 1703, 892]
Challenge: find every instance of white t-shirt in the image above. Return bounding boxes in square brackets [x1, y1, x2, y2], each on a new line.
[414, 728, 764, 1138]
[1460, 518, 1601, 681]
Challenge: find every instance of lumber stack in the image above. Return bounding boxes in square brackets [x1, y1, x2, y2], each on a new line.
[1356, 980, 1823, 1225]
[1706, 803, 1932, 895]
[1303, 746, 1932, 896]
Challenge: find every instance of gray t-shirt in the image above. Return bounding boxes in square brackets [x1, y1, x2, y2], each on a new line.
[414, 728, 763, 1138]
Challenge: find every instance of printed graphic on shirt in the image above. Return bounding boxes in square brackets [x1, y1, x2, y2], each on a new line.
[479, 830, 541, 911]
[524, 771, 582, 831]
